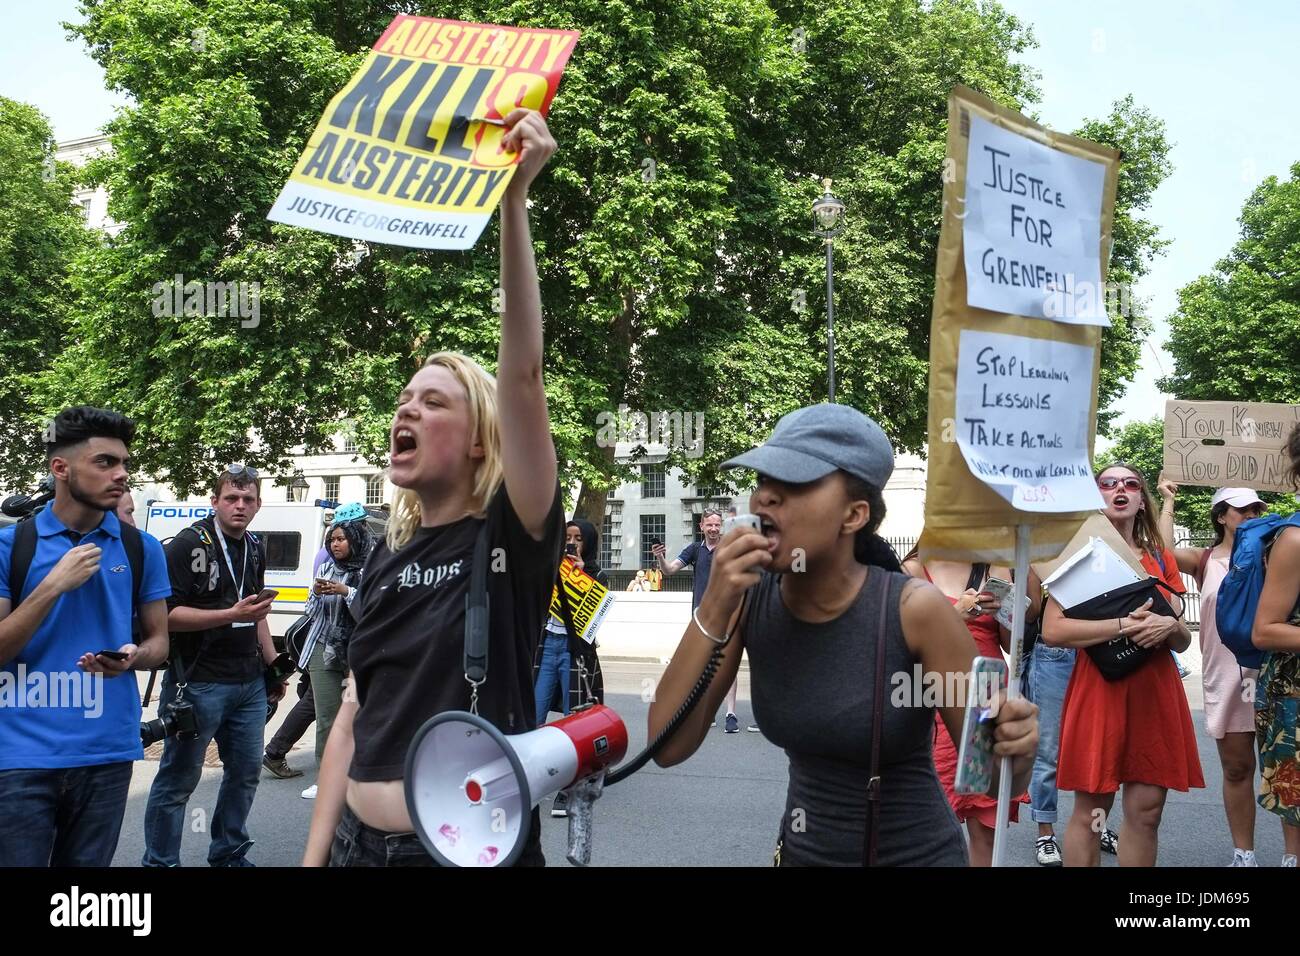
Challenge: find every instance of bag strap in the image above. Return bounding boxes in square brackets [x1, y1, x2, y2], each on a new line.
[864, 567, 892, 867]
[8, 518, 38, 609]
[1196, 546, 1213, 588]
[966, 562, 989, 593]
[462, 519, 492, 710]
[121, 522, 144, 615]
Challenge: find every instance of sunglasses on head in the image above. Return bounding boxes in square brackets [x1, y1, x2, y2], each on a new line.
[1097, 476, 1143, 492]
[226, 463, 260, 480]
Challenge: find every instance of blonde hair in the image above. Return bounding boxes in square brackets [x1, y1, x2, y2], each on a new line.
[386, 352, 504, 552]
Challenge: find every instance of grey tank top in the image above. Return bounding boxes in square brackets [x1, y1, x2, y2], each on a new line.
[745, 567, 968, 866]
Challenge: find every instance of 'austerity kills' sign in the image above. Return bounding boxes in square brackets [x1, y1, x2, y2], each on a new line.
[963, 114, 1107, 325]
[268, 16, 578, 249]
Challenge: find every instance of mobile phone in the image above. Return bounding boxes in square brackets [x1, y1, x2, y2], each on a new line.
[565, 543, 578, 556]
[255, 588, 279, 603]
[647, 535, 661, 549]
[981, 576, 1013, 604]
[954, 656, 1008, 795]
[96, 649, 129, 661]
[722, 514, 761, 537]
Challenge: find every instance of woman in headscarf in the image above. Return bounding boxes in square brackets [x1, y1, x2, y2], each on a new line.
[299, 503, 372, 796]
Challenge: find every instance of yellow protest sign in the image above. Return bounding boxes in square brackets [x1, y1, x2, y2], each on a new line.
[549, 557, 615, 645]
[918, 87, 1122, 565]
[268, 15, 579, 249]
[1162, 400, 1300, 492]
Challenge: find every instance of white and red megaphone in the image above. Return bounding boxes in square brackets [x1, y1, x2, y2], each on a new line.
[404, 704, 628, 867]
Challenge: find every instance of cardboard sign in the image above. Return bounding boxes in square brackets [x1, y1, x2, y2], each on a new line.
[548, 557, 614, 645]
[1032, 511, 1147, 583]
[268, 15, 579, 249]
[919, 86, 1120, 566]
[1162, 400, 1300, 493]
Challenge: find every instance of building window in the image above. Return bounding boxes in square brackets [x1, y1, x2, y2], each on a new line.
[365, 474, 384, 505]
[640, 514, 665, 568]
[641, 463, 665, 499]
[324, 476, 339, 502]
[695, 484, 722, 499]
[601, 513, 617, 569]
[343, 435, 358, 453]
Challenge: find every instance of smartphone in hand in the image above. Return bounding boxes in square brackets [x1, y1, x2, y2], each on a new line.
[96, 649, 130, 662]
[255, 588, 279, 603]
[954, 656, 1009, 795]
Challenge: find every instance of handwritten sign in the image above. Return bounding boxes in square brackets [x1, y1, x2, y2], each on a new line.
[955, 329, 1103, 512]
[963, 114, 1107, 325]
[268, 16, 579, 249]
[1162, 400, 1300, 492]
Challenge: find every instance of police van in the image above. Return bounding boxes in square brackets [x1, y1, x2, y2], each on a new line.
[142, 500, 385, 637]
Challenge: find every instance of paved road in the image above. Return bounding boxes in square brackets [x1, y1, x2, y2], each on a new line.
[111, 652, 1289, 867]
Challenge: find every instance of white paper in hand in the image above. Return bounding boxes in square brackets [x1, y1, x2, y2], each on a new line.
[1041, 536, 1141, 610]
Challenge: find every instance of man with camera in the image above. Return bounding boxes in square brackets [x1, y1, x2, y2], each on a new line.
[0, 406, 172, 867]
[141, 465, 287, 867]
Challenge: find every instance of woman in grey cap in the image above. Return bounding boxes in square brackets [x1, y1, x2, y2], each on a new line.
[648, 404, 1039, 866]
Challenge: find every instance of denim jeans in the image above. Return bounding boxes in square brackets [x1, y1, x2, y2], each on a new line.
[329, 805, 545, 867]
[534, 630, 571, 724]
[141, 672, 266, 866]
[0, 761, 132, 866]
[1027, 642, 1076, 824]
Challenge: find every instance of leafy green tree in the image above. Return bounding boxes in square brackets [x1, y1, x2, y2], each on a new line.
[1162, 162, 1300, 406]
[0, 98, 92, 488]
[32, 0, 1170, 515]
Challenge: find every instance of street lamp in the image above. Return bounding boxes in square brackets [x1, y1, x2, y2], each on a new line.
[290, 472, 309, 503]
[812, 177, 845, 403]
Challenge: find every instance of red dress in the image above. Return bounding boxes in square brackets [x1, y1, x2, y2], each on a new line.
[1056, 548, 1206, 794]
[927, 572, 1027, 827]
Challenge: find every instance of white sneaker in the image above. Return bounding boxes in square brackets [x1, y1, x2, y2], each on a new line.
[1035, 835, 1063, 866]
[1230, 849, 1258, 867]
[301, 785, 318, 800]
[1282, 854, 1298, 868]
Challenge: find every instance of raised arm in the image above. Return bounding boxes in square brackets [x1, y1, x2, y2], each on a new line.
[496, 109, 558, 540]
[1156, 476, 1205, 577]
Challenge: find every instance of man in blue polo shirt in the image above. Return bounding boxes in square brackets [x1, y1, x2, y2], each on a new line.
[0, 406, 171, 867]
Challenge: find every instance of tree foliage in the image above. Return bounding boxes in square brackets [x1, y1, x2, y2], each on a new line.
[19, 0, 1170, 510]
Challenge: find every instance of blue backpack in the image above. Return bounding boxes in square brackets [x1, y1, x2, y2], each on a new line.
[1215, 513, 1300, 669]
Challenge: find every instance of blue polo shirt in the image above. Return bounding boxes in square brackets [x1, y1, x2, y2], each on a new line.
[677, 539, 718, 610]
[0, 507, 171, 770]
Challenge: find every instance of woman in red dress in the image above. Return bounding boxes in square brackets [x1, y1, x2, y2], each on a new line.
[1045, 464, 1204, 866]
[903, 551, 1038, 865]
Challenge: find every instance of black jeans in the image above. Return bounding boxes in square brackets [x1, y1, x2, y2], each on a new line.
[329, 804, 545, 867]
[266, 676, 314, 759]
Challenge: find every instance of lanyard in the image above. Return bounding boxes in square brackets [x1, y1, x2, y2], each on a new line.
[215, 525, 249, 601]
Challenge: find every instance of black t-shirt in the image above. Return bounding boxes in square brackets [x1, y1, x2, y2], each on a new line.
[164, 517, 266, 684]
[348, 483, 564, 782]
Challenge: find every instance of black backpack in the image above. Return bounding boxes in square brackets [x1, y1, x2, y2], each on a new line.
[8, 516, 144, 613]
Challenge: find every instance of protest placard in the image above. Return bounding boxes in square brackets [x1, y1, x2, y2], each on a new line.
[549, 557, 615, 645]
[920, 86, 1120, 566]
[268, 15, 579, 249]
[963, 114, 1108, 325]
[1162, 399, 1300, 493]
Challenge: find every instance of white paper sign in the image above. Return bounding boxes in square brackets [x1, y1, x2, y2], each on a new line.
[1041, 536, 1142, 609]
[955, 329, 1104, 512]
[963, 115, 1108, 325]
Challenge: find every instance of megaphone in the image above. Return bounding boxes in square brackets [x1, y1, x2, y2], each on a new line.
[404, 704, 628, 867]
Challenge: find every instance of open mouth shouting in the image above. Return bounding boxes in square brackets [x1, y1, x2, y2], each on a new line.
[391, 426, 418, 466]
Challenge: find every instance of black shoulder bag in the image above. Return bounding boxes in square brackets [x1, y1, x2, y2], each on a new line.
[462, 521, 493, 713]
[1065, 577, 1184, 681]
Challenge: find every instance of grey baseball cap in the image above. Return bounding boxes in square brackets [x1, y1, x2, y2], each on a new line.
[721, 404, 894, 488]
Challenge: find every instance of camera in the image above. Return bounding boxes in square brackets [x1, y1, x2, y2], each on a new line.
[140, 696, 199, 746]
